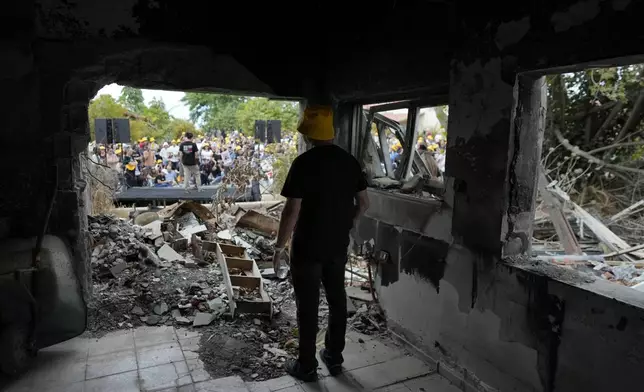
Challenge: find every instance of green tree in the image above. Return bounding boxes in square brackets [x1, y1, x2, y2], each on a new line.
[167, 118, 198, 140]
[118, 87, 145, 113]
[88, 95, 128, 140]
[236, 98, 300, 137]
[544, 64, 644, 211]
[141, 97, 172, 138]
[182, 93, 246, 131]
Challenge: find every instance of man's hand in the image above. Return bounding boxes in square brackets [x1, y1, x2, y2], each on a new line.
[272, 247, 290, 278]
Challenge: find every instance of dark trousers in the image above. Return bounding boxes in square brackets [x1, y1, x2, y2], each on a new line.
[290, 252, 347, 369]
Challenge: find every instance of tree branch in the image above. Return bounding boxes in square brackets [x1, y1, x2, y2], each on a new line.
[591, 101, 624, 143]
[588, 141, 644, 155]
[603, 87, 644, 159]
[553, 127, 644, 176]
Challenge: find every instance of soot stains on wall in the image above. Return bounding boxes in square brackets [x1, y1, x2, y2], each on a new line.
[376, 222, 400, 287]
[400, 230, 449, 293]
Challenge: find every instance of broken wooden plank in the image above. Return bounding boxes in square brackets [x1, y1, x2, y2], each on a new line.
[603, 243, 644, 259]
[538, 169, 583, 255]
[609, 199, 644, 223]
[215, 243, 237, 318]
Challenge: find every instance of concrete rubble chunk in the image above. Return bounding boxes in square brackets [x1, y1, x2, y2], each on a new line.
[346, 286, 374, 302]
[131, 306, 145, 316]
[110, 262, 129, 277]
[143, 220, 163, 237]
[179, 225, 207, 244]
[134, 211, 160, 227]
[145, 315, 161, 325]
[208, 298, 225, 313]
[217, 229, 233, 240]
[157, 244, 184, 262]
[184, 259, 198, 269]
[153, 301, 169, 315]
[193, 312, 216, 327]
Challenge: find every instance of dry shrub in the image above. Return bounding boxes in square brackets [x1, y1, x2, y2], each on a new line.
[84, 157, 118, 215]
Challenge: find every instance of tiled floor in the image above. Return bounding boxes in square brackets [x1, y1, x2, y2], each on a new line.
[1, 327, 460, 392]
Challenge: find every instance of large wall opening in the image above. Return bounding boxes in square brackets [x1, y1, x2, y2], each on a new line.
[84, 84, 301, 214]
[528, 63, 644, 293]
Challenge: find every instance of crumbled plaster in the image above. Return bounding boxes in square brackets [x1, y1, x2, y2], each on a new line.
[448, 58, 514, 143]
[550, 0, 601, 33]
[495, 17, 531, 51]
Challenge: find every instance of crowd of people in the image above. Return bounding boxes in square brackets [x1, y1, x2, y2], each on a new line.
[384, 132, 447, 179]
[88, 130, 295, 192]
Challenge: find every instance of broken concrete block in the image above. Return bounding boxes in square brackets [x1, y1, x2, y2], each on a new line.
[134, 212, 160, 227]
[145, 315, 161, 325]
[179, 225, 207, 244]
[193, 312, 215, 327]
[110, 262, 129, 277]
[172, 309, 182, 319]
[260, 268, 276, 279]
[143, 220, 163, 237]
[153, 301, 169, 316]
[176, 316, 191, 325]
[131, 306, 145, 316]
[157, 244, 184, 262]
[217, 230, 233, 240]
[184, 259, 198, 269]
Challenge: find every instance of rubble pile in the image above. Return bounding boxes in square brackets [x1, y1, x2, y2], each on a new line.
[86, 200, 388, 381]
[531, 178, 644, 291]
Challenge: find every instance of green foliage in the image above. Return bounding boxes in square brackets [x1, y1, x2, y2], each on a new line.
[545, 64, 644, 204]
[236, 98, 300, 137]
[167, 118, 197, 140]
[118, 87, 145, 113]
[182, 93, 299, 136]
[181, 93, 245, 131]
[88, 95, 129, 138]
[89, 92, 192, 143]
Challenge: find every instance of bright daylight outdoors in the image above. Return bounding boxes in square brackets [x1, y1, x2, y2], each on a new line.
[85, 84, 300, 214]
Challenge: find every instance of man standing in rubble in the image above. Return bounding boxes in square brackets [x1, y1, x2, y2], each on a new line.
[273, 105, 370, 381]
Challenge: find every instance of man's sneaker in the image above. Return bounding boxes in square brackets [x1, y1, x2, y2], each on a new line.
[319, 348, 343, 376]
[284, 359, 317, 382]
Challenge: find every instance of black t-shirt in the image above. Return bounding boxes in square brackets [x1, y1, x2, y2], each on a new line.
[179, 141, 198, 165]
[154, 174, 166, 184]
[281, 145, 367, 259]
[213, 153, 222, 162]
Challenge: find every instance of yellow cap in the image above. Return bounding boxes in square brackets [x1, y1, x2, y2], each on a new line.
[156, 159, 162, 163]
[115, 149, 122, 154]
[235, 145, 241, 151]
[99, 145, 105, 149]
[150, 137, 155, 142]
[126, 162, 136, 170]
[297, 105, 334, 140]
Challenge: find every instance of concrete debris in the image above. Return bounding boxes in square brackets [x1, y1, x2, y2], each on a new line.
[193, 312, 216, 327]
[153, 301, 169, 315]
[534, 177, 644, 290]
[131, 306, 145, 316]
[346, 286, 374, 302]
[133, 211, 160, 226]
[110, 262, 129, 277]
[157, 244, 184, 262]
[217, 230, 233, 240]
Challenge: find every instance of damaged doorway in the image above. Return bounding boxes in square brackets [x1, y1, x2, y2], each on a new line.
[532, 63, 644, 291]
